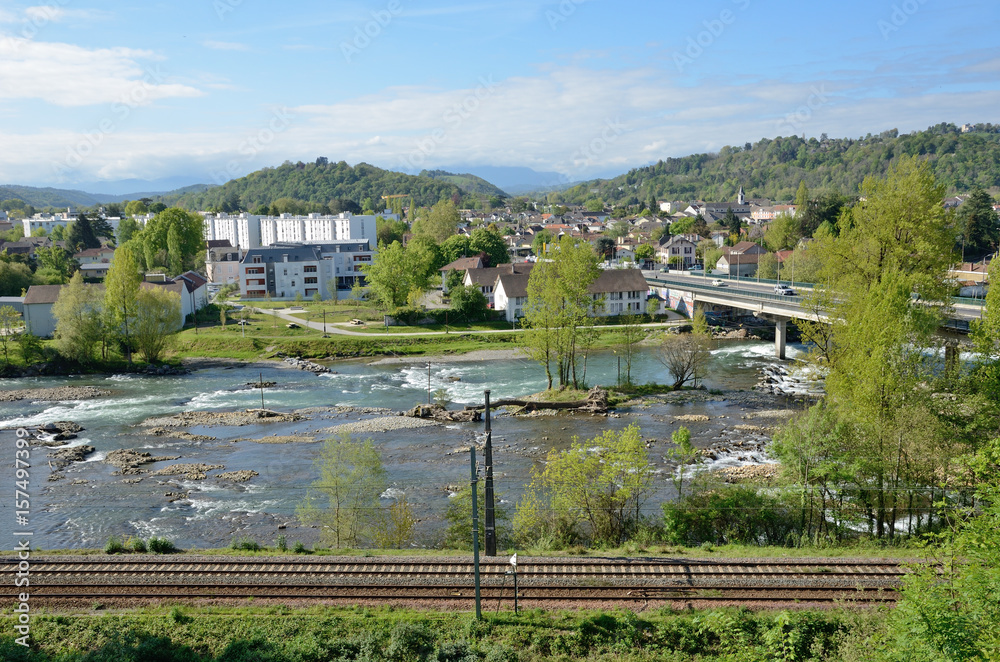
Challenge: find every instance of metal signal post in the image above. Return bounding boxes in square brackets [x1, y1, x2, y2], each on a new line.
[484, 389, 496, 557]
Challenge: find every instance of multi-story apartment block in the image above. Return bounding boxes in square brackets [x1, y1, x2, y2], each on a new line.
[239, 240, 373, 300]
[203, 213, 262, 251]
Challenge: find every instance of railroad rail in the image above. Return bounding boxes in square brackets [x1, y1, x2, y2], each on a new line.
[0, 556, 908, 607]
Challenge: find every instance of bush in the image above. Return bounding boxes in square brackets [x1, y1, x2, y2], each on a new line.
[104, 535, 125, 554]
[292, 540, 307, 554]
[230, 535, 261, 552]
[128, 537, 147, 553]
[662, 486, 799, 546]
[385, 623, 435, 662]
[275, 534, 287, 551]
[148, 536, 177, 554]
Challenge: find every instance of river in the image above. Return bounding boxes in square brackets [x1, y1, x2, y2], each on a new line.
[0, 341, 810, 550]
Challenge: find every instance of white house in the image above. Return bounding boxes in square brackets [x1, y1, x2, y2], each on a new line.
[463, 263, 533, 306]
[493, 268, 647, 321]
[657, 234, 701, 267]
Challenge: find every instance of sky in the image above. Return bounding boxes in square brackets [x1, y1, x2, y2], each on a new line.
[1, 0, 999, 191]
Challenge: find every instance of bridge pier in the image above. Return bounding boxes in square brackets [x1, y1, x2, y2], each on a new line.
[775, 319, 787, 360]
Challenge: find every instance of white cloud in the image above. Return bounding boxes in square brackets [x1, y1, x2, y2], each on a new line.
[203, 40, 250, 51]
[0, 38, 203, 107]
[3, 61, 1000, 187]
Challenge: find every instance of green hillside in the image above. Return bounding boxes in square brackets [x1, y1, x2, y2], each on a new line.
[173, 160, 466, 212]
[556, 122, 1000, 205]
[0, 185, 105, 208]
[419, 169, 508, 197]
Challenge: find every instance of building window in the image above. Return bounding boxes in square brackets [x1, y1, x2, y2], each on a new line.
[304, 265, 317, 273]
[304, 277, 317, 284]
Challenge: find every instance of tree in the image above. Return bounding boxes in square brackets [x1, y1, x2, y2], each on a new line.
[103, 248, 143, 361]
[960, 187, 1000, 257]
[449, 284, 488, 322]
[723, 207, 741, 241]
[667, 426, 699, 499]
[469, 227, 509, 267]
[376, 216, 407, 247]
[793, 180, 810, 211]
[440, 235, 472, 264]
[50, 225, 65, 241]
[444, 481, 511, 551]
[531, 229, 554, 256]
[404, 235, 444, 293]
[124, 200, 148, 217]
[136, 207, 204, 274]
[0, 261, 32, 297]
[0, 305, 21, 365]
[371, 496, 417, 549]
[594, 236, 615, 260]
[764, 212, 801, 251]
[756, 252, 779, 280]
[64, 215, 101, 252]
[656, 330, 711, 389]
[615, 313, 645, 386]
[633, 244, 654, 262]
[515, 424, 654, 546]
[798, 156, 958, 539]
[34, 246, 74, 283]
[584, 198, 604, 212]
[296, 434, 387, 548]
[522, 236, 600, 390]
[132, 287, 180, 363]
[53, 272, 103, 363]
[361, 241, 411, 310]
[414, 199, 459, 242]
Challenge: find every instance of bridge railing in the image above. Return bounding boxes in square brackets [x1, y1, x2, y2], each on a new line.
[646, 276, 806, 304]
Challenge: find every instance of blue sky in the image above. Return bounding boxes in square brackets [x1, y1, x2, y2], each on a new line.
[1, 0, 998, 190]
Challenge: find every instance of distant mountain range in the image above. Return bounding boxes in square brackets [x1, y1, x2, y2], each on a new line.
[0, 183, 210, 208]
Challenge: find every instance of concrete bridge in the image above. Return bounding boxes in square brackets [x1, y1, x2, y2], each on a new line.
[645, 272, 983, 360]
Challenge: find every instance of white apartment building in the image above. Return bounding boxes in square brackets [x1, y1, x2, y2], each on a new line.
[239, 240, 374, 300]
[204, 212, 394, 251]
[203, 213, 262, 251]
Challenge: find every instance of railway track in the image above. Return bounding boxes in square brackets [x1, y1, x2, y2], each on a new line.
[0, 556, 907, 607]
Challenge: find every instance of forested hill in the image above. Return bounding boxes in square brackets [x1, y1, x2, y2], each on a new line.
[556, 123, 1000, 205]
[172, 160, 466, 212]
[0, 185, 108, 208]
[419, 169, 508, 198]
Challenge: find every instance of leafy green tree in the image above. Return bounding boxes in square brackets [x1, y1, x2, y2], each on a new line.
[959, 187, 1000, 256]
[633, 244, 654, 262]
[404, 234, 444, 293]
[440, 234, 471, 264]
[615, 313, 645, 386]
[594, 236, 615, 260]
[136, 207, 204, 274]
[132, 287, 181, 363]
[16, 332, 43, 365]
[0, 305, 21, 365]
[444, 481, 512, 551]
[800, 156, 958, 539]
[64, 214, 101, 252]
[0, 260, 32, 297]
[371, 496, 417, 549]
[515, 424, 654, 546]
[361, 242, 411, 311]
[584, 198, 604, 212]
[414, 199, 460, 242]
[124, 199, 149, 217]
[375, 215, 407, 247]
[297, 434, 388, 548]
[764, 212, 801, 251]
[793, 180, 810, 211]
[53, 272, 103, 363]
[723, 207, 741, 241]
[756, 252, 779, 280]
[103, 248, 143, 360]
[666, 426, 699, 499]
[33, 246, 74, 284]
[531, 229, 554, 256]
[468, 227, 509, 267]
[448, 284, 488, 321]
[522, 236, 600, 390]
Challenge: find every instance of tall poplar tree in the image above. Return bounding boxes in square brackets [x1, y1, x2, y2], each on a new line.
[103, 247, 142, 361]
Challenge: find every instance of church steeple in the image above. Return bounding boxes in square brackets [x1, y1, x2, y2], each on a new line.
[737, 185, 745, 205]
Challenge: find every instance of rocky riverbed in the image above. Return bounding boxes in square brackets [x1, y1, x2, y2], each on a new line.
[0, 386, 112, 403]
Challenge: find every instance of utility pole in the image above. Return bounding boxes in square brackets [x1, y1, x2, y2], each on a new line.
[484, 389, 496, 557]
[427, 362, 431, 405]
[471, 446, 482, 619]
